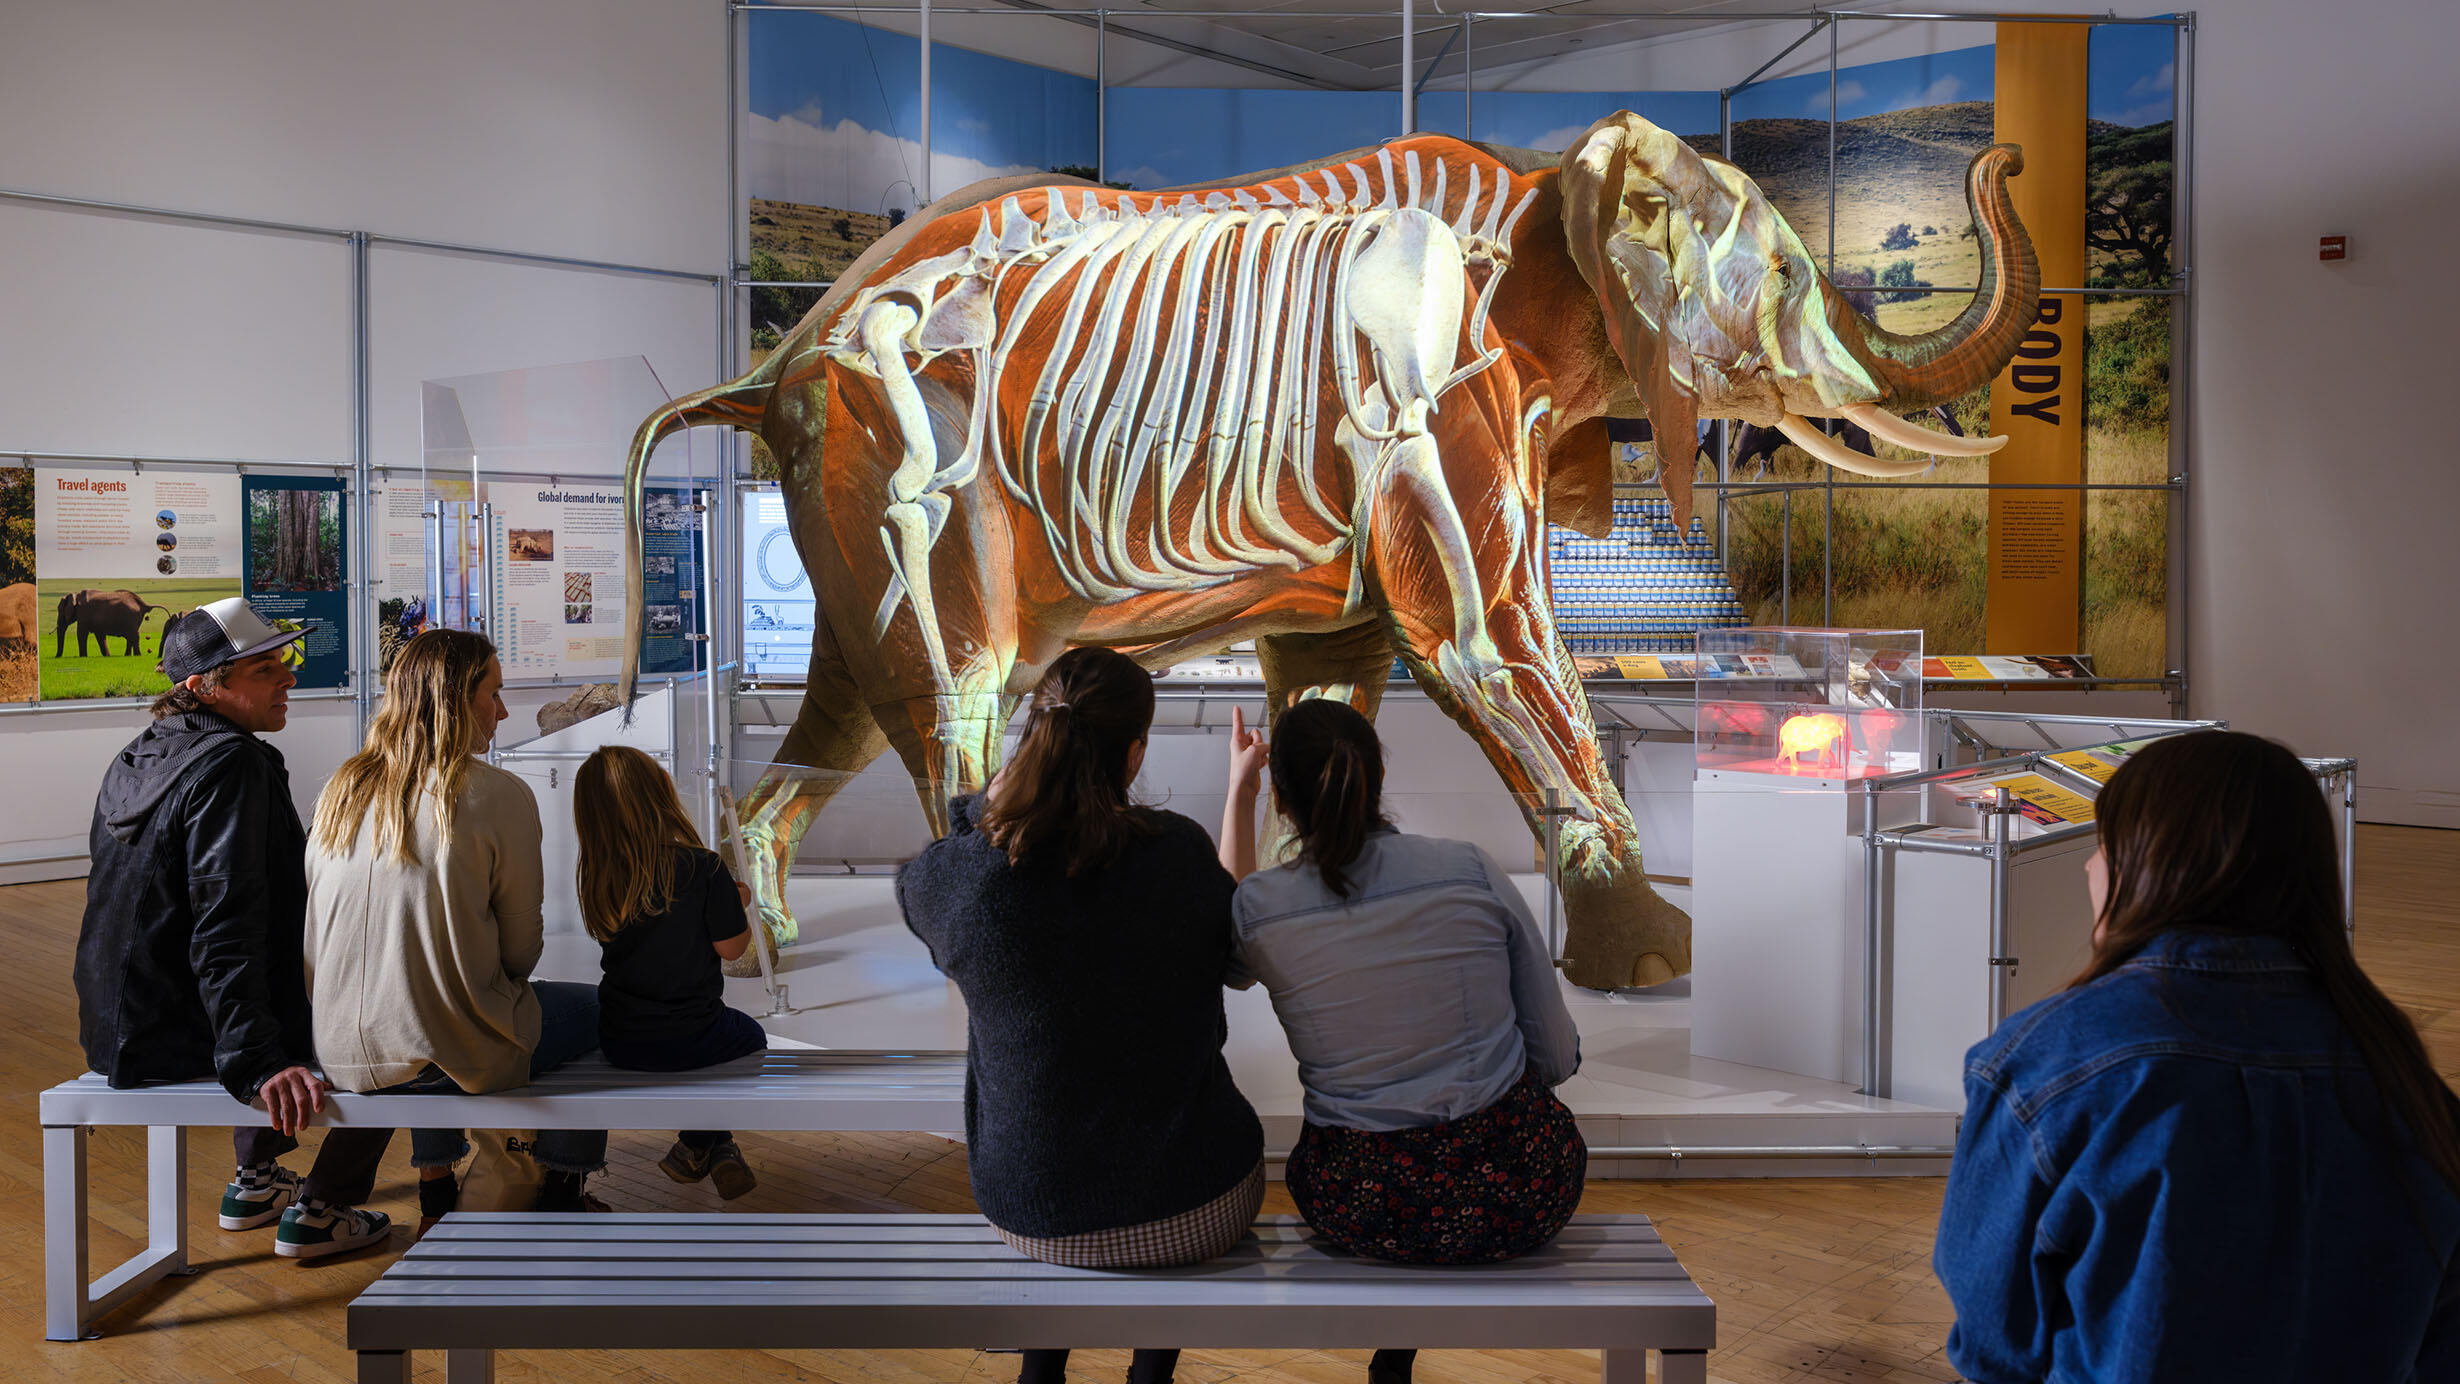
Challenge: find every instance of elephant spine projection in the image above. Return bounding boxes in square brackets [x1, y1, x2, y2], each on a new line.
[621, 115, 2038, 991]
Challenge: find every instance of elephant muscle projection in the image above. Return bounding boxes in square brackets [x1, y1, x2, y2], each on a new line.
[622, 113, 2038, 990]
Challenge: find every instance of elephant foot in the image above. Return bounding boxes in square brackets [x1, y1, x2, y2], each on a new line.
[1558, 864, 1693, 991]
[721, 907, 790, 979]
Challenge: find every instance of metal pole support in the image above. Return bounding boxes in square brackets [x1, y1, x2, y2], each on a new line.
[1988, 786, 2017, 1028]
[1860, 777, 1885, 1098]
[2340, 767, 2359, 943]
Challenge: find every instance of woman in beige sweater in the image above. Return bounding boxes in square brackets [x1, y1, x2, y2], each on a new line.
[305, 629, 607, 1219]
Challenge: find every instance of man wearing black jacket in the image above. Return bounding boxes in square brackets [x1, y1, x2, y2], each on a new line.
[75, 598, 392, 1261]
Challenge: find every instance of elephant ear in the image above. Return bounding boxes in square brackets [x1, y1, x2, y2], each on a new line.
[1559, 113, 1707, 532]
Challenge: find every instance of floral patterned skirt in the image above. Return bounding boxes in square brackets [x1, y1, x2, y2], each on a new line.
[1284, 1069, 1586, 1264]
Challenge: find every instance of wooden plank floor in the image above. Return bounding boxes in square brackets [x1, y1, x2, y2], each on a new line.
[2, 824, 2452, 1382]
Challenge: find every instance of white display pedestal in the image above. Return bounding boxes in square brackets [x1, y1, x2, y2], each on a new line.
[1689, 768, 1871, 1087]
[498, 685, 677, 936]
[1884, 829, 2097, 1108]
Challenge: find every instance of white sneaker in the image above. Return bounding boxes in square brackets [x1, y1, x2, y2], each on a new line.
[274, 1202, 393, 1260]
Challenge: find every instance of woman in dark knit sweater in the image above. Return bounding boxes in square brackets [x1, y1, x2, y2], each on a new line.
[896, 646, 1264, 1384]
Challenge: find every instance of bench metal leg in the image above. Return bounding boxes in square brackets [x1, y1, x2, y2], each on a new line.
[1655, 1349, 1706, 1384]
[45, 1123, 192, 1341]
[448, 1349, 496, 1384]
[44, 1124, 89, 1341]
[358, 1350, 411, 1384]
[148, 1125, 192, 1274]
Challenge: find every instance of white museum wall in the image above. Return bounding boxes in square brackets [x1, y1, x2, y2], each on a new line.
[2174, 0, 2460, 828]
[0, 0, 724, 273]
[0, 0, 729, 875]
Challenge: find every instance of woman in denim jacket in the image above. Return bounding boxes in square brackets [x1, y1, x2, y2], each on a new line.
[1937, 731, 2460, 1382]
[1219, 698, 1585, 1384]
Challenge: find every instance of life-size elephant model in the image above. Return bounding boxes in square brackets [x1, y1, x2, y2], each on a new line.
[56, 588, 172, 658]
[0, 583, 35, 653]
[621, 112, 2037, 989]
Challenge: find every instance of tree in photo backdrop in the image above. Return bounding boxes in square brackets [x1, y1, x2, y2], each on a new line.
[250, 488, 340, 591]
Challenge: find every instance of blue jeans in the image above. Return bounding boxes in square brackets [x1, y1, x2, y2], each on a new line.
[388, 980, 610, 1174]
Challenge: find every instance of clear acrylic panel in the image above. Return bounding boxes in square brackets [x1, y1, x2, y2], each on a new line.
[1694, 626, 1925, 781]
[417, 358, 725, 876]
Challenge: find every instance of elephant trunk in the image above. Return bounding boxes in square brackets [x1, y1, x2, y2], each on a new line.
[1837, 144, 2040, 410]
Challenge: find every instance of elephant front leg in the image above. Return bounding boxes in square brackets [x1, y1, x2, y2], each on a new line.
[1363, 431, 1692, 989]
[1254, 621, 1400, 866]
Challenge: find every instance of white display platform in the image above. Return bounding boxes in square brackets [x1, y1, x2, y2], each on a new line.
[534, 872, 1957, 1178]
[1886, 830, 2096, 1109]
[1688, 768, 1874, 1086]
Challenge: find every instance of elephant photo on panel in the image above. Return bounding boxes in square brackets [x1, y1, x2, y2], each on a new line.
[55, 588, 175, 658]
[623, 113, 2037, 990]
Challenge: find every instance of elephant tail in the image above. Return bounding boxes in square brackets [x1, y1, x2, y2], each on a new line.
[620, 350, 792, 724]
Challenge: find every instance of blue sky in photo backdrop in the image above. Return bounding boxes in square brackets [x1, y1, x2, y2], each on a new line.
[746, 10, 2173, 212]
[1729, 27, 2175, 126]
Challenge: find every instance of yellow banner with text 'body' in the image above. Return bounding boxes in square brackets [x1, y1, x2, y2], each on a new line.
[1986, 23, 2088, 654]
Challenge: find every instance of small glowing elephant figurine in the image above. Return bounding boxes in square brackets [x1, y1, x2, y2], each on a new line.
[1777, 713, 1853, 774]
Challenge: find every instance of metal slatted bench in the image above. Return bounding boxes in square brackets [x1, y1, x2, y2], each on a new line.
[38, 1050, 966, 1341]
[347, 1212, 1714, 1384]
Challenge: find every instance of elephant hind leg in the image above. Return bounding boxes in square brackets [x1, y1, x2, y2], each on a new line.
[725, 626, 893, 974]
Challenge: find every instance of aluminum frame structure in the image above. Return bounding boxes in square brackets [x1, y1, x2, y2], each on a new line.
[724, 2, 2195, 716]
[1853, 733, 2358, 1099]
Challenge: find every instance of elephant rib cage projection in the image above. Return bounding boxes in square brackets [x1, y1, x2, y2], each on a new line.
[624, 114, 2038, 990]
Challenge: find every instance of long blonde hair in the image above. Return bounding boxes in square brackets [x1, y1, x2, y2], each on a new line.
[573, 744, 706, 941]
[311, 629, 498, 861]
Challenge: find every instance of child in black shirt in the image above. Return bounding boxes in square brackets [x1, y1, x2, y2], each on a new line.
[575, 745, 768, 1198]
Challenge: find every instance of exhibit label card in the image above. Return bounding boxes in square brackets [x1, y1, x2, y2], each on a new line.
[741, 490, 814, 679]
[241, 475, 350, 690]
[638, 487, 705, 677]
[489, 485, 631, 676]
[36, 466, 241, 700]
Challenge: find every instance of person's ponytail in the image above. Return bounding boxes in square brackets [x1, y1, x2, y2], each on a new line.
[1269, 698, 1387, 897]
[978, 650, 1156, 875]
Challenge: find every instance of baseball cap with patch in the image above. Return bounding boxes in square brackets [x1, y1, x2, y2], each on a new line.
[160, 597, 315, 683]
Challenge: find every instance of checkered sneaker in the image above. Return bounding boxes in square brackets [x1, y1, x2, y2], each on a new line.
[219, 1163, 304, 1231]
[995, 1161, 1266, 1268]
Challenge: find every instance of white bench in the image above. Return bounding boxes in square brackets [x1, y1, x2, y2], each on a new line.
[349, 1212, 1715, 1384]
[38, 1050, 966, 1341]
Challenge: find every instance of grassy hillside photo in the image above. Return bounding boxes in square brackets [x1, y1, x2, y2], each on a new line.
[1705, 104, 2174, 675]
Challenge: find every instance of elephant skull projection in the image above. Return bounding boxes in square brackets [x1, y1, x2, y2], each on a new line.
[623, 112, 2038, 990]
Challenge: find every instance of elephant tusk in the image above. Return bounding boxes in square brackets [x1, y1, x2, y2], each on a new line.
[1776, 413, 1937, 477]
[1839, 402, 2008, 457]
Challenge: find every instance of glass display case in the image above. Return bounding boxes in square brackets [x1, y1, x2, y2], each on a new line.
[1691, 626, 1924, 781]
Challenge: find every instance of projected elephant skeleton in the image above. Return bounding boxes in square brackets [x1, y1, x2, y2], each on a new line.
[624, 114, 2038, 989]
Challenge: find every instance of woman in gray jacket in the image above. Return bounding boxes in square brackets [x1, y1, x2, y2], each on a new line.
[1220, 697, 1586, 1384]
